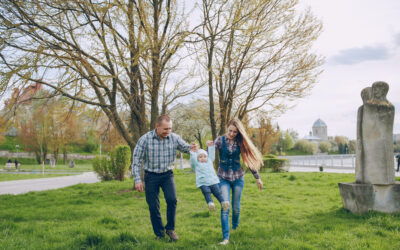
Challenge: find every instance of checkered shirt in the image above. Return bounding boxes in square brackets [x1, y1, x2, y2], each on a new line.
[131, 130, 191, 183]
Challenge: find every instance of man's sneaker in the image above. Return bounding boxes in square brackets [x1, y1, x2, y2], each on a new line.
[208, 202, 215, 211]
[219, 239, 229, 245]
[221, 201, 230, 211]
[166, 230, 179, 241]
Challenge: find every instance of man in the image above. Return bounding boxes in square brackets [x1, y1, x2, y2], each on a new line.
[131, 114, 196, 241]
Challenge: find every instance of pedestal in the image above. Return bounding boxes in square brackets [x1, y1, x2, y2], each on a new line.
[338, 182, 400, 214]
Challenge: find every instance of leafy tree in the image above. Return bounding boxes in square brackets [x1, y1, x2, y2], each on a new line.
[334, 136, 349, 154]
[0, 116, 5, 144]
[195, 0, 323, 137]
[319, 141, 331, 153]
[169, 99, 211, 149]
[0, 0, 199, 154]
[250, 117, 279, 155]
[294, 140, 318, 155]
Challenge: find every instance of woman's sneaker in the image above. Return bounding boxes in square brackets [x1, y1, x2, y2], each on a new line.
[219, 239, 229, 245]
[221, 201, 230, 211]
[208, 202, 215, 211]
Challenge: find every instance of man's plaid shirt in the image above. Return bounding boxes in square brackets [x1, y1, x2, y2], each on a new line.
[131, 130, 191, 183]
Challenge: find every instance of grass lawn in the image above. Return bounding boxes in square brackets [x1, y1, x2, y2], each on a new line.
[0, 174, 74, 182]
[3, 163, 93, 172]
[1, 171, 400, 249]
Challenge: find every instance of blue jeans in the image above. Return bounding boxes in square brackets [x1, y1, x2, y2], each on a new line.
[144, 170, 177, 237]
[200, 184, 224, 204]
[219, 176, 244, 240]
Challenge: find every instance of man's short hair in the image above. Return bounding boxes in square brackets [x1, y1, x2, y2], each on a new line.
[156, 114, 171, 125]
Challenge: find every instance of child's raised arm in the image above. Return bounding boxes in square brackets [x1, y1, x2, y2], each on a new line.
[190, 151, 198, 170]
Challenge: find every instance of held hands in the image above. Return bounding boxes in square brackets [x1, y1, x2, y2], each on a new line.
[256, 179, 263, 190]
[190, 142, 199, 152]
[206, 140, 214, 147]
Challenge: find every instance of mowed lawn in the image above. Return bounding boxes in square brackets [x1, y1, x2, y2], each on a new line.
[1, 171, 400, 249]
[0, 174, 74, 181]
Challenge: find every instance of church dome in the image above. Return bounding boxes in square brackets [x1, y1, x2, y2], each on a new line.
[313, 118, 327, 128]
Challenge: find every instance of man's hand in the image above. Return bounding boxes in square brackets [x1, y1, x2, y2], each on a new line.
[206, 140, 214, 147]
[256, 179, 263, 190]
[135, 182, 144, 192]
[190, 142, 199, 152]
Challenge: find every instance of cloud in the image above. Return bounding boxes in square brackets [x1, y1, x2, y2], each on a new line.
[330, 45, 390, 65]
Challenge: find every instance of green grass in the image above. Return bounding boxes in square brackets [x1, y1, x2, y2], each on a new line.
[0, 174, 74, 181]
[0, 157, 94, 165]
[1, 172, 400, 249]
[2, 163, 92, 172]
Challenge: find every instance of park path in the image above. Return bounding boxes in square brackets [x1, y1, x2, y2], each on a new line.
[0, 172, 100, 195]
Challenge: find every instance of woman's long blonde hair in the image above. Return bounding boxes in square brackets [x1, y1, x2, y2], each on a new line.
[227, 118, 264, 171]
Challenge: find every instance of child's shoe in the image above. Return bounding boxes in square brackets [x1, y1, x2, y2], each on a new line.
[221, 201, 230, 211]
[208, 202, 215, 211]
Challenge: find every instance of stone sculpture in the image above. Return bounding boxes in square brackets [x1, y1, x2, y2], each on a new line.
[355, 82, 395, 184]
[339, 81, 399, 214]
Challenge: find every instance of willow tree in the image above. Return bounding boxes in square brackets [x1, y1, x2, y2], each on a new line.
[0, 0, 198, 152]
[196, 0, 323, 137]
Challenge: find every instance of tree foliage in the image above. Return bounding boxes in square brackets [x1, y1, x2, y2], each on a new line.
[294, 139, 318, 155]
[250, 117, 279, 155]
[0, 0, 199, 152]
[169, 99, 211, 148]
[195, 0, 323, 137]
[319, 141, 331, 153]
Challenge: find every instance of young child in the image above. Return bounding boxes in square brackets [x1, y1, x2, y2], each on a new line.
[190, 141, 230, 211]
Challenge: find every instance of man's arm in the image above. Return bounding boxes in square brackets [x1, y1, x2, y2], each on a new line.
[131, 136, 147, 184]
[176, 134, 192, 153]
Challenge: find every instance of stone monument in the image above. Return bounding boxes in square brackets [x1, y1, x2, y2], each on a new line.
[339, 81, 400, 214]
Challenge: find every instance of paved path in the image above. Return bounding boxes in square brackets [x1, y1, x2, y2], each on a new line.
[0, 172, 100, 195]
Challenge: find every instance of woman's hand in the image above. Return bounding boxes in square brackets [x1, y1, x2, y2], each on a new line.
[256, 179, 263, 190]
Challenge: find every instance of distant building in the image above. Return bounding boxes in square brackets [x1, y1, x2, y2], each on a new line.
[312, 118, 328, 141]
[303, 118, 328, 143]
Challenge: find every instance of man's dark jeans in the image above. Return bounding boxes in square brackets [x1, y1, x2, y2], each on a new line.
[144, 170, 177, 237]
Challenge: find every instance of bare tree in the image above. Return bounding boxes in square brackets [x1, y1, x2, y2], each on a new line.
[0, 0, 197, 154]
[195, 0, 323, 136]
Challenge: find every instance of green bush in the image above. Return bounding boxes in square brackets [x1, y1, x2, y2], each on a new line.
[262, 154, 288, 172]
[110, 145, 131, 181]
[92, 156, 112, 181]
[92, 145, 131, 181]
[294, 140, 318, 155]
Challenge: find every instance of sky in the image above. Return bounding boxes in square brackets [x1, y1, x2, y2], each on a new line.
[277, 0, 400, 140]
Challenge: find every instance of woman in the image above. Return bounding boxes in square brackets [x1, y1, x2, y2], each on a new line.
[215, 118, 263, 245]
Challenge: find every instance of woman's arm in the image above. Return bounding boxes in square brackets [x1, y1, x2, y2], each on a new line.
[249, 169, 263, 190]
[206, 141, 215, 162]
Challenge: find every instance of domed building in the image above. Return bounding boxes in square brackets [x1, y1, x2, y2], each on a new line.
[312, 118, 328, 141]
[303, 118, 328, 143]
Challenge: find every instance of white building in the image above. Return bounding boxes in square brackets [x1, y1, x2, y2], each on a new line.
[303, 118, 328, 143]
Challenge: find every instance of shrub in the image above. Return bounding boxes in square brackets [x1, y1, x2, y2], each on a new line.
[294, 140, 318, 155]
[319, 141, 331, 153]
[92, 145, 131, 181]
[92, 156, 112, 181]
[110, 145, 131, 181]
[262, 154, 288, 172]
